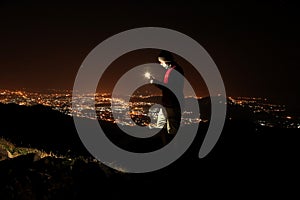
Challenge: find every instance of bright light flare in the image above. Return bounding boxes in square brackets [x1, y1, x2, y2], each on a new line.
[144, 72, 151, 79]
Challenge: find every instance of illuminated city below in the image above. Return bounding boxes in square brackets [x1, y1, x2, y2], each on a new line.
[0, 89, 299, 129]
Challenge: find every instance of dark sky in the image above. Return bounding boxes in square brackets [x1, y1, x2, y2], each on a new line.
[0, 0, 299, 106]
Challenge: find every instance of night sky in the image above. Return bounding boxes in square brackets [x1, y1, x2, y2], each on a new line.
[0, 1, 299, 107]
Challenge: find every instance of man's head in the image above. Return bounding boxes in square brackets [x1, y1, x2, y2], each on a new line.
[158, 50, 174, 69]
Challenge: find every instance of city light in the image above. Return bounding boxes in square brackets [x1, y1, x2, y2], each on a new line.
[0, 89, 299, 129]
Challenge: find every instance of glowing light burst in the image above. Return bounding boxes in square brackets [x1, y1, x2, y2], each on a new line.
[144, 72, 151, 79]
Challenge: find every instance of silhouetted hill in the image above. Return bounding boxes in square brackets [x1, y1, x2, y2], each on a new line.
[0, 102, 299, 199]
[0, 103, 88, 157]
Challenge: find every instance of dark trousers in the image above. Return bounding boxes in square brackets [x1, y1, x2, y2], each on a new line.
[156, 106, 181, 145]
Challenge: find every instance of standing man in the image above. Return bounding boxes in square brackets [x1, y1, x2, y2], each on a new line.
[149, 50, 184, 143]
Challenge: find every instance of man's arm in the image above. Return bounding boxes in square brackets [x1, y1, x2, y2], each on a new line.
[150, 78, 165, 90]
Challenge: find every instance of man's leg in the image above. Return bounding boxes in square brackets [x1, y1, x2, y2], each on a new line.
[156, 108, 168, 145]
[166, 107, 181, 137]
[156, 108, 167, 128]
